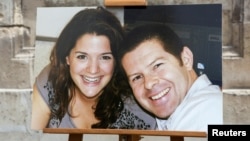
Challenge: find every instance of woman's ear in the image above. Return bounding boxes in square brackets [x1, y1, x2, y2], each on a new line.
[181, 46, 194, 70]
[66, 56, 70, 65]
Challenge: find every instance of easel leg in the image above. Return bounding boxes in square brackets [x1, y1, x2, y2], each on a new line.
[119, 135, 141, 141]
[170, 136, 184, 141]
[68, 134, 83, 141]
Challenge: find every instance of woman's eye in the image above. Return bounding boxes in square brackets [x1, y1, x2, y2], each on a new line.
[132, 75, 142, 82]
[101, 55, 112, 60]
[77, 55, 87, 60]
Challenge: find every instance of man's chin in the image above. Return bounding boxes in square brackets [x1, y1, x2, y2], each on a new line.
[154, 112, 170, 119]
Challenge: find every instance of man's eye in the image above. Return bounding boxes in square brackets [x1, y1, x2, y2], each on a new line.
[154, 63, 163, 69]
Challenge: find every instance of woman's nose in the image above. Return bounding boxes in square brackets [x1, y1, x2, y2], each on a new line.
[87, 59, 100, 74]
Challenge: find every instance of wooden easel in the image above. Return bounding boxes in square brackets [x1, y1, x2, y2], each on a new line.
[43, 128, 207, 141]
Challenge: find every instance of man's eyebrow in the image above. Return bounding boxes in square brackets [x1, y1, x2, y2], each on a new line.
[127, 57, 165, 78]
[146, 56, 164, 68]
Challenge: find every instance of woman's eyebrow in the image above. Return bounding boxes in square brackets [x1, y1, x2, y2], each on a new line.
[101, 52, 113, 55]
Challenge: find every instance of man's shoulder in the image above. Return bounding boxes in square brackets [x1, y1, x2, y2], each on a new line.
[189, 74, 222, 99]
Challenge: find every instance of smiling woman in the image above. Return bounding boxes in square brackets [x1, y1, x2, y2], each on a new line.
[31, 6, 156, 130]
[65, 34, 114, 99]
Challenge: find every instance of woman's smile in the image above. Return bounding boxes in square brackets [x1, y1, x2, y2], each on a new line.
[82, 75, 101, 83]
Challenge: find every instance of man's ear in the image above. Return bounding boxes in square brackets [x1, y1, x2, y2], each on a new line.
[181, 46, 194, 70]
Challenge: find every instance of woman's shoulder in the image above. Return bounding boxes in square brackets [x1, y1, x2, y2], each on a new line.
[36, 64, 51, 82]
[35, 64, 53, 104]
[35, 64, 52, 88]
[110, 95, 157, 129]
[123, 95, 155, 122]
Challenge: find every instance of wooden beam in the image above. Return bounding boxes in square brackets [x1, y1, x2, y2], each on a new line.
[43, 128, 207, 137]
[43, 128, 207, 141]
[104, 0, 147, 6]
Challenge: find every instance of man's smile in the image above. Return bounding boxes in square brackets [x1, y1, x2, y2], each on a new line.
[151, 88, 170, 100]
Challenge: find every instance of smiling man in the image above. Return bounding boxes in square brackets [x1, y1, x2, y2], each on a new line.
[118, 23, 223, 131]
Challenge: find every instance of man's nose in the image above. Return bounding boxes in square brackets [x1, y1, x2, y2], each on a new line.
[144, 75, 159, 89]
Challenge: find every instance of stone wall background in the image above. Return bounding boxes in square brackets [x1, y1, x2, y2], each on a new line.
[0, 0, 250, 141]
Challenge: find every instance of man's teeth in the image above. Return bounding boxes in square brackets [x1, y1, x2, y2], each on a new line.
[83, 76, 100, 82]
[151, 88, 170, 100]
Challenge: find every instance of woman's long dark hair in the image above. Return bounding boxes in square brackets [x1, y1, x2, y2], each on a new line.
[48, 6, 124, 128]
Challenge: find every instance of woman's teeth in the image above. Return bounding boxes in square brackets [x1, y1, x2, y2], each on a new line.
[83, 76, 100, 82]
[151, 88, 170, 100]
